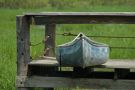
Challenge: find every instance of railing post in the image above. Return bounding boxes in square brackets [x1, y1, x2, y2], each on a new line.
[43, 23, 57, 90]
[44, 23, 56, 56]
[16, 16, 31, 90]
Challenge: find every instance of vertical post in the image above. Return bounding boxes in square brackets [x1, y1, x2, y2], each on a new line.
[43, 23, 56, 90]
[114, 69, 130, 80]
[44, 23, 56, 56]
[16, 16, 30, 90]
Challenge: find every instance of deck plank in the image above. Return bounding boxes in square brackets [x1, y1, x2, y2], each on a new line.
[29, 58, 135, 69]
[101, 60, 135, 69]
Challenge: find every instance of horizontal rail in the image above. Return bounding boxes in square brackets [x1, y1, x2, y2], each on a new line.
[26, 12, 135, 16]
[29, 15, 135, 25]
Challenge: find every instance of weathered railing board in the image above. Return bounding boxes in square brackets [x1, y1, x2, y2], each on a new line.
[30, 16, 135, 25]
[17, 76, 135, 89]
[26, 12, 135, 25]
[26, 12, 135, 16]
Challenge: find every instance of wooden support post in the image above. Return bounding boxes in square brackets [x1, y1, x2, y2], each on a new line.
[16, 16, 31, 90]
[114, 69, 130, 80]
[43, 23, 57, 90]
[44, 23, 56, 57]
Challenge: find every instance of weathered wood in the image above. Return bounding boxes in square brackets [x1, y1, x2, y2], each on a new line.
[32, 16, 135, 24]
[17, 76, 135, 89]
[44, 23, 56, 90]
[26, 12, 135, 16]
[44, 23, 56, 56]
[16, 15, 30, 76]
[29, 60, 58, 66]
[16, 16, 31, 90]
[29, 59, 135, 69]
[101, 60, 135, 69]
[25, 12, 135, 24]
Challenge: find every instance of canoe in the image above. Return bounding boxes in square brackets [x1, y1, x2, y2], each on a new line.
[56, 33, 109, 68]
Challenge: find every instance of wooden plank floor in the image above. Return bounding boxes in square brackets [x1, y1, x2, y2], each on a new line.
[29, 58, 135, 69]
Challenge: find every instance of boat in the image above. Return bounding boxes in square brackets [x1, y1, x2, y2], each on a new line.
[56, 33, 109, 68]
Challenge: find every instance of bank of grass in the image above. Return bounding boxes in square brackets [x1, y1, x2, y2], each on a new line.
[0, 4, 135, 90]
[1, 0, 135, 9]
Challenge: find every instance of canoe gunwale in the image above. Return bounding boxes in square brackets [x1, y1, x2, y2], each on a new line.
[57, 33, 109, 48]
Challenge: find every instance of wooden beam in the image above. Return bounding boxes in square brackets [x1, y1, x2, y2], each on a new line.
[26, 12, 135, 25]
[33, 16, 135, 24]
[17, 76, 135, 89]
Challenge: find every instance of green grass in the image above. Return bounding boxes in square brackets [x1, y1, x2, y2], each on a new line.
[1, 0, 135, 9]
[0, 2, 135, 90]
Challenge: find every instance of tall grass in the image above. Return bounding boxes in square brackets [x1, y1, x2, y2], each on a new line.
[0, 0, 135, 8]
[0, 1, 135, 90]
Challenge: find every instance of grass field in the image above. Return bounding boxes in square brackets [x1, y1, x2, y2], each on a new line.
[0, 1, 135, 90]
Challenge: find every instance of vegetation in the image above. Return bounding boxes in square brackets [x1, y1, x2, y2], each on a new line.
[0, 0, 135, 9]
[0, 0, 135, 90]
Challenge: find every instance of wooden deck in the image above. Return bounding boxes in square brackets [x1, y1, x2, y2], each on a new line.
[17, 58, 135, 89]
[18, 59, 135, 89]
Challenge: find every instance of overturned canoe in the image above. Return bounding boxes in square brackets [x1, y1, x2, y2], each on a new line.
[56, 33, 109, 68]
